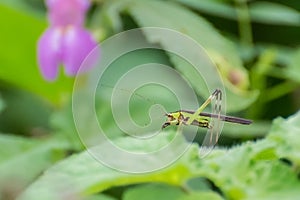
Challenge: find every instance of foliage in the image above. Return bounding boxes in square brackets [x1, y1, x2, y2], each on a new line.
[0, 0, 300, 200]
[17, 112, 300, 200]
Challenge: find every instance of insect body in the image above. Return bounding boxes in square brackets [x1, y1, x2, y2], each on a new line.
[162, 110, 210, 129]
[162, 89, 252, 143]
[162, 110, 252, 129]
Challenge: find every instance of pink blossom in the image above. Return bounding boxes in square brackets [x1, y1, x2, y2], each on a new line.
[38, 0, 98, 81]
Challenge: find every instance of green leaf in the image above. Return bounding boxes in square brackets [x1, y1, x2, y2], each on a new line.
[203, 141, 300, 200]
[0, 134, 70, 196]
[178, 191, 224, 200]
[123, 183, 224, 200]
[0, 134, 37, 163]
[249, 1, 300, 26]
[176, 0, 300, 27]
[52, 48, 180, 148]
[123, 183, 185, 200]
[90, 1, 128, 34]
[17, 132, 199, 200]
[86, 194, 117, 200]
[267, 110, 300, 167]
[126, 0, 257, 112]
[0, 5, 73, 105]
[18, 111, 300, 200]
[0, 0, 45, 16]
[123, 182, 224, 200]
[174, 0, 237, 20]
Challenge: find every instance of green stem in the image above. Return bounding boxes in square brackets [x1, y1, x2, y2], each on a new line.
[235, 0, 253, 46]
[261, 81, 299, 103]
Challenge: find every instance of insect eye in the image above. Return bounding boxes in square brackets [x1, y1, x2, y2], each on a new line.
[167, 115, 174, 121]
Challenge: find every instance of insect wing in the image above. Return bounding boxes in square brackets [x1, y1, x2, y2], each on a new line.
[200, 89, 223, 157]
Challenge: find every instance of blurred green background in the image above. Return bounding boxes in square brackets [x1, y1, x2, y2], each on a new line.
[0, 0, 300, 200]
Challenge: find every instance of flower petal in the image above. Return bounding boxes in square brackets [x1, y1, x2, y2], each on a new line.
[46, 0, 90, 27]
[37, 28, 63, 81]
[62, 27, 98, 76]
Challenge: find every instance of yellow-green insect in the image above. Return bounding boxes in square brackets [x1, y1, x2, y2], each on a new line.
[162, 89, 252, 142]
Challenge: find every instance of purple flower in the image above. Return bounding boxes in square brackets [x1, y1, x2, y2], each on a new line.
[38, 0, 98, 81]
